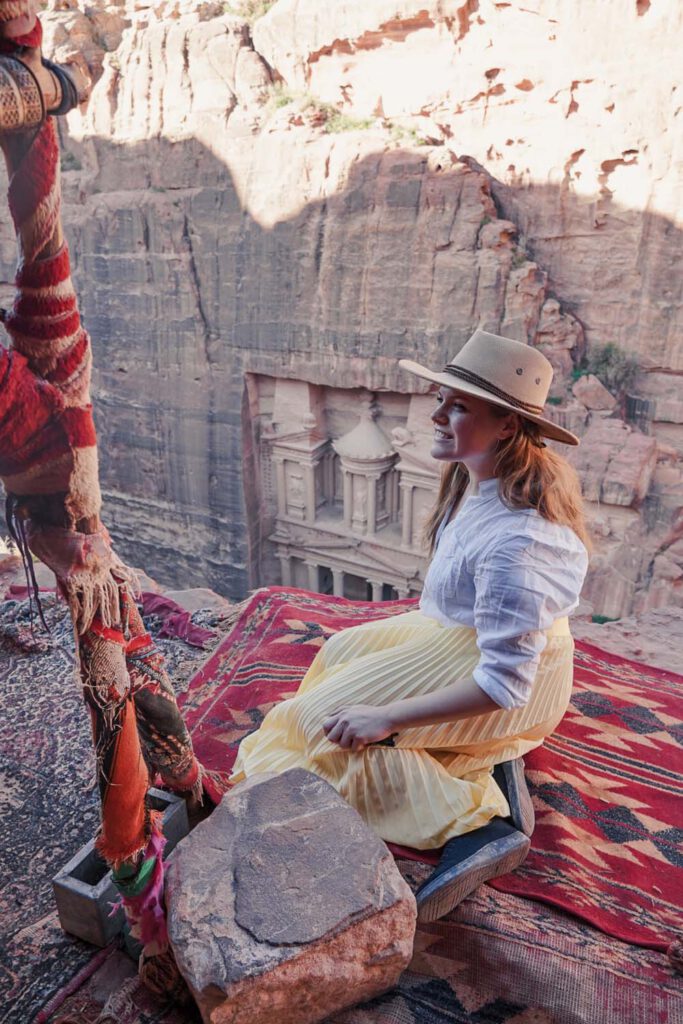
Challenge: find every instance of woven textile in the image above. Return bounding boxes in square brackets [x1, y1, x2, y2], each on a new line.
[3, 589, 676, 1024]
[45, 886, 683, 1024]
[181, 586, 683, 953]
[490, 636, 683, 952]
[0, 17, 204, 871]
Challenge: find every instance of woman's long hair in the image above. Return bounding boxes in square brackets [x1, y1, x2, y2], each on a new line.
[423, 412, 591, 553]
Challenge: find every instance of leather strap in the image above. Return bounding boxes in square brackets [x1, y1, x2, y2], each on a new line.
[443, 364, 544, 416]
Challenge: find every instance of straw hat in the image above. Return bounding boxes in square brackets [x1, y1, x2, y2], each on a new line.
[399, 329, 579, 446]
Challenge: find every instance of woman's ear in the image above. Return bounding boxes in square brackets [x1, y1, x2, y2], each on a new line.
[496, 412, 519, 440]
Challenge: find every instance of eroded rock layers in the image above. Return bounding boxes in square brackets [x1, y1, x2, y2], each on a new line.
[1, 0, 680, 616]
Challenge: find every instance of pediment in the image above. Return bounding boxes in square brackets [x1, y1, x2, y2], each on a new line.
[273, 525, 422, 577]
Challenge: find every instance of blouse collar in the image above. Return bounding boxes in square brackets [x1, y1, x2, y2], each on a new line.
[472, 476, 499, 499]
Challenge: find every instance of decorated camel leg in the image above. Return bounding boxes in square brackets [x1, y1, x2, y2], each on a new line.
[0, 4, 206, 993]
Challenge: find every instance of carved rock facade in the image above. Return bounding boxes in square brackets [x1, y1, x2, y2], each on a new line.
[0, 0, 680, 619]
[248, 377, 437, 600]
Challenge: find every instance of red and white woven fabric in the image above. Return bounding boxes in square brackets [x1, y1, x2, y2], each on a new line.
[0, 17, 203, 882]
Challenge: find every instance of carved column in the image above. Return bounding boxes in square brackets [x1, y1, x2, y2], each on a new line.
[331, 568, 344, 597]
[342, 470, 352, 529]
[369, 580, 383, 602]
[304, 473, 316, 525]
[306, 561, 319, 592]
[366, 474, 378, 535]
[400, 481, 413, 546]
[279, 553, 292, 586]
[274, 458, 287, 517]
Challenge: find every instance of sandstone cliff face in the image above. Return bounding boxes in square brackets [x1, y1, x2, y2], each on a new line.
[1, 0, 681, 616]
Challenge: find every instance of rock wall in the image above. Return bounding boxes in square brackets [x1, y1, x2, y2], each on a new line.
[1, 0, 681, 614]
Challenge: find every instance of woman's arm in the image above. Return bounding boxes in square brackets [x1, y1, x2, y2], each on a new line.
[323, 678, 499, 751]
[389, 677, 500, 727]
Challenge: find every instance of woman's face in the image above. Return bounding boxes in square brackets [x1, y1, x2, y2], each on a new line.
[430, 385, 517, 471]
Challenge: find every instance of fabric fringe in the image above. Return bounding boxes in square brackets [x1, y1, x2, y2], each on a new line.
[63, 559, 138, 635]
[24, 523, 139, 634]
[198, 765, 230, 804]
[62, 570, 122, 635]
[93, 977, 139, 1024]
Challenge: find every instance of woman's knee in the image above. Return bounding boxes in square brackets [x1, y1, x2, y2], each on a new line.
[319, 625, 362, 666]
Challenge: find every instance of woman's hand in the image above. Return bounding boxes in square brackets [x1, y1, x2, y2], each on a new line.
[322, 705, 396, 752]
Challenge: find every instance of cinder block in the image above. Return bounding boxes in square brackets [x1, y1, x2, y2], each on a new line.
[52, 788, 190, 947]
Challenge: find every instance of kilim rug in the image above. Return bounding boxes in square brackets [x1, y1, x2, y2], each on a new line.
[180, 586, 683, 954]
[47, 883, 683, 1024]
[490, 637, 683, 953]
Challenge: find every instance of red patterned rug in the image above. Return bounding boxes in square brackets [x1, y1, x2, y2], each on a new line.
[47, 884, 683, 1024]
[181, 586, 683, 954]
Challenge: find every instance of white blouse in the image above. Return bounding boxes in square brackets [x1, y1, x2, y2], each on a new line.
[419, 477, 589, 710]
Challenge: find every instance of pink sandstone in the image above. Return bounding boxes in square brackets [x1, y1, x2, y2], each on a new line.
[0, 0, 679, 619]
[165, 770, 416, 1024]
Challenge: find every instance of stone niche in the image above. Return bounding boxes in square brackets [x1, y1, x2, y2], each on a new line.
[247, 376, 439, 601]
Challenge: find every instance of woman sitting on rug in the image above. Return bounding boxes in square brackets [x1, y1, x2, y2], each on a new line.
[232, 329, 589, 922]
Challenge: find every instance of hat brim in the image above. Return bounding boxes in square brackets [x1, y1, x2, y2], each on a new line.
[399, 358, 580, 446]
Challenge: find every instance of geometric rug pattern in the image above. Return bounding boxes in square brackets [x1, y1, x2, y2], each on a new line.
[48, 884, 683, 1024]
[494, 637, 683, 951]
[1, 585, 681, 1023]
[181, 586, 683, 952]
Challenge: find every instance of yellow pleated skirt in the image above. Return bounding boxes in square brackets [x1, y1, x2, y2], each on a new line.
[231, 610, 574, 849]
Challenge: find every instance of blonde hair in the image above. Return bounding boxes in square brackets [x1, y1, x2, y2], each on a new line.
[423, 413, 591, 553]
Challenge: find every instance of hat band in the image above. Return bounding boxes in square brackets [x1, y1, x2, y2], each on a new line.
[442, 364, 545, 416]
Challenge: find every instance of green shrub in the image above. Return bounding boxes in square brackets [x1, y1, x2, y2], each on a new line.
[274, 88, 294, 108]
[574, 343, 639, 398]
[60, 151, 82, 173]
[387, 122, 428, 145]
[223, 0, 275, 21]
[510, 250, 527, 269]
[323, 111, 374, 134]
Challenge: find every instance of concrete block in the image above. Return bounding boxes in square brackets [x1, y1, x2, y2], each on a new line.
[52, 788, 189, 947]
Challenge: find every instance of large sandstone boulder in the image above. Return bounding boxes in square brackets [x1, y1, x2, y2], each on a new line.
[165, 769, 416, 1024]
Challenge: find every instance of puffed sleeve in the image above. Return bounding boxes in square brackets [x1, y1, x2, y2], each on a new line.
[472, 530, 587, 710]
